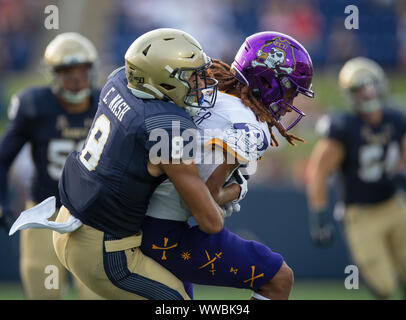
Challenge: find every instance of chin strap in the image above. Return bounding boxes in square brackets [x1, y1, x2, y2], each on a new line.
[60, 88, 91, 104]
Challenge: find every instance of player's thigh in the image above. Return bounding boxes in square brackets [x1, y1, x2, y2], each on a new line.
[21, 202, 65, 278]
[20, 227, 67, 299]
[54, 207, 189, 300]
[72, 275, 105, 300]
[388, 193, 406, 281]
[140, 217, 284, 290]
[122, 246, 191, 299]
[344, 205, 396, 296]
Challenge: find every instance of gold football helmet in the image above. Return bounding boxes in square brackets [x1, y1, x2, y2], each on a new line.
[338, 57, 388, 113]
[124, 28, 217, 116]
[338, 57, 387, 94]
[44, 32, 98, 104]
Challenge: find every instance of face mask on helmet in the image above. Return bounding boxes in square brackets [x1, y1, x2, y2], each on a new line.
[60, 88, 92, 104]
[349, 81, 382, 114]
[53, 63, 93, 104]
[250, 71, 314, 131]
[176, 59, 218, 116]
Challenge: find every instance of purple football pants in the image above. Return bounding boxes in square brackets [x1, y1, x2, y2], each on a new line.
[140, 216, 284, 298]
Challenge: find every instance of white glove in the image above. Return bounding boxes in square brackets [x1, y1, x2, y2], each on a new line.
[233, 169, 248, 202]
[222, 202, 241, 218]
[225, 169, 248, 203]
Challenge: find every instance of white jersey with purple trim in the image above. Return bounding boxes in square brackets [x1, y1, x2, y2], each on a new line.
[146, 91, 271, 221]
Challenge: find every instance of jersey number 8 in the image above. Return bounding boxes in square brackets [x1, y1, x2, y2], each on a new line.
[80, 115, 111, 171]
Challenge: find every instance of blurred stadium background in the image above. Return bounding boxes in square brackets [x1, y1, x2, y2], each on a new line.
[0, 0, 405, 299]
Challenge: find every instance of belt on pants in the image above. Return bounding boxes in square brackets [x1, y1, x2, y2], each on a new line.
[104, 232, 143, 252]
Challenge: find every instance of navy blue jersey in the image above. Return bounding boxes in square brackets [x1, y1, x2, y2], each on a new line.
[0, 87, 100, 208]
[59, 67, 197, 238]
[320, 107, 406, 205]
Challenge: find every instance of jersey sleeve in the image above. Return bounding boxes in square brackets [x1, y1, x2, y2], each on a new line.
[0, 91, 34, 205]
[396, 110, 406, 137]
[315, 114, 348, 145]
[144, 113, 198, 163]
[203, 122, 270, 163]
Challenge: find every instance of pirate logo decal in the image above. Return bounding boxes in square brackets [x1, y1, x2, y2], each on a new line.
[251, 37, 296, 75]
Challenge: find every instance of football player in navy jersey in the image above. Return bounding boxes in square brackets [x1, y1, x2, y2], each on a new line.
[306, 57, 406, 299]
[51, 28, 226, 300]
[0, 33, 102, 299]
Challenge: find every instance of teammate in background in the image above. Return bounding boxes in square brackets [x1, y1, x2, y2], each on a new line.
[50, 28, 226, 300]
[140, 31, 314, 300]
[0, 33, 101, 299]
[306, 57, 406, 299]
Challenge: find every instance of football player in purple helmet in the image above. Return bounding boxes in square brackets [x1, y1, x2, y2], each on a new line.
[211, 31, 314, 146]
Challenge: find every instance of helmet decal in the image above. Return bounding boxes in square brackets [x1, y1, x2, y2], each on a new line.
[251, 37, 296, 75]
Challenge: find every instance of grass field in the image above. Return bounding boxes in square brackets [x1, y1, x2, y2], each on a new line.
[0, 280, 402, 300]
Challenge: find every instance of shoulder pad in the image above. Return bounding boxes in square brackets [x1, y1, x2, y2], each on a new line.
[315, 114, 332, 136]
[107, 66, 125, 80]
[315, 112, 354, 137]
[9, 87, 58, 120]
[8, 87, 43, 120]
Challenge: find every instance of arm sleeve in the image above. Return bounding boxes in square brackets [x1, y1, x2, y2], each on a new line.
[144, 113, 198, 163]
[397, 111, 406, 137]
[315, 114, 348, 145]
[0, 93, 32, 205]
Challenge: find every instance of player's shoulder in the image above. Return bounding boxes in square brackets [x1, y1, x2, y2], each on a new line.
[144, 100, 197, 131]
[105, 66, 195, 128]
[382, 105, 406, 120]
[216, 91, 248, 111]
[315, 111, 357, 137]
[215, 91, 259, 122]
[90, 87, 101, 110]
[8, 86, 55, 120]
[91, 87, 102, 100]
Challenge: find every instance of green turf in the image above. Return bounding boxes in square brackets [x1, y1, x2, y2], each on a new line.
[194, 280, 403, 300]
[0, 280, 402, 300]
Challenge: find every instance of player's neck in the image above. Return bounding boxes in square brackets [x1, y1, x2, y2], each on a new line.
[224, 87, 240, 98]
[359, 110, 383, 126]
[59, 97, 91, 114]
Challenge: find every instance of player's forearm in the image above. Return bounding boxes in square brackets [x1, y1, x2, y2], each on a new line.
[210, 183, 241, 206]
[164, 164, 225, 234]
[205, 160, 240, 206]
[307, 173, 329, 212]
[182, 182, 225, 234]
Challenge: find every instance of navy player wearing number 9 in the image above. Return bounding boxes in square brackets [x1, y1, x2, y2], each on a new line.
[306, 57, 406, 299]
[0, 33, 101, 299]
[53, 28, 224, 300]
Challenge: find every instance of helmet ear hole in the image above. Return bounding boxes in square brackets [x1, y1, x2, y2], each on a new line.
[142, 44, 151, 56]
[260, 77, 271, 89]
[160, 83, 176, 90]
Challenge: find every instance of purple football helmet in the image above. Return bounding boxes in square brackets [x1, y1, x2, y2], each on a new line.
[231, 31, 314, 131]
